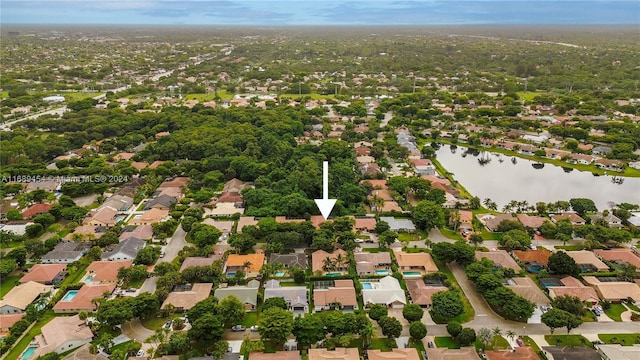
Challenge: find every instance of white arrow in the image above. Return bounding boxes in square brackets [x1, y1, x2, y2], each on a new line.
[314, 161, 337, 220]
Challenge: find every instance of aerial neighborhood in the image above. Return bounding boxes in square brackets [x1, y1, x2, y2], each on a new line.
[1, 24, 640, 360]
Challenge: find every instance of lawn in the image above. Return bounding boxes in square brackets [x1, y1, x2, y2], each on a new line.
[370, 338, 395, 351]
[545, 335, 591, 347]
[582, 310, 598, 322]
[434, 336, 459, 349]
[516, 91, 542, 102]
[60, 261, 90, 287]
[521, 336, 547, 360]
[604, 303, 628, 322]
[398, 232, 421, 242]
[434, 261, 475, 323]
[439, 228, 465, 241]
[409, 338, 426, 359]
[598, 333, 640, 345]
[626, 302, 640, 312]
[141, 316, 170, 331]
[0, 274, 21, 297]
[240, 311, 258, 327]
[4, 311, 55, 360]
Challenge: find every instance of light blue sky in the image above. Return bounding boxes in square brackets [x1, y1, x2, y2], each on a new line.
[2, 1, 639, 25]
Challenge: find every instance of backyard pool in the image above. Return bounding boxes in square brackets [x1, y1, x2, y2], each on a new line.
[226, 272, 235, 278]
[539, 278, 563, 288]
[402, 271, 422, 277]
[361, 282, 373, 289]
[21, 345, 37, 360]
[275, 271, 286, 277]
[375, 270, 390, 275]
[62, 290, 78, 301]
[83, 275, 94, 283]
[526, 264, 545, 273]
[326, 273, 341, 277]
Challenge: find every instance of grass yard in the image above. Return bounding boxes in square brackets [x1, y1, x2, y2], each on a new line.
[409, 338, 426, 359]
[141, 316, 170, 331]
[4, 311, 55, 360]
[598, 333, 640, 345]
[545, 335, 591, 347]
[398, 232, 421, 243]
[435, 261, 475, 323]
[604, 303, 628, 322]
[582, 310, 598, 322]
[434, 336, 460, 349]
[362, 248, 381, 253]
[0, 274, 21, 297]
[439, 228, 465, 241]
[60, 261, 90, 287]
[521, 336, 546, 360]
[240, 311, 258, 327]
[626, 302, 640, 312]
[370, 338, 395, 351]
[516, 91, 543, 101]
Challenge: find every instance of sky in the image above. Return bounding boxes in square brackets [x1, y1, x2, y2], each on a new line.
[2, 0, 639, 26]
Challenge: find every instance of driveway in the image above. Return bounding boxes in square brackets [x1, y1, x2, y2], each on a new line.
[121, 319, 154, 343]
[139, 224, 187, 294]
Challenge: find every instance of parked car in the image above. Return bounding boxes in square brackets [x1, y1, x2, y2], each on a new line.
[137, 350, 145, 357]
[126, 288, 137, 293]
[355, 239, 364, 243]
[163, 320, 173, 329]
[250, 325, 259, 331]
[231, 325, 246, 332]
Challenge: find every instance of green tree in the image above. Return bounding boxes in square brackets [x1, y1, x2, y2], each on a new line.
[6, 209, 22, 221]
[378, 316, 402, 340]
[258, 307, 294, 346]
[262, 297, 288, 311]
[413, 200, 445, 230]
[188, 313, 225, 348]
[430, 290, 464, 323]
[477, 328, 494, 351]
[456, 328, 477, 347]
[134, 246, 160, 265]
[97, 298, 135, 328]
[368, 304, 388, 321]
[446, 321, 462, 337]
[548, 251, 580, 277]
[218, 295, 246, 327]
[402, 304, 424, 322]
[541, 308, 569, 334]
[551, 295, 586, 316]
[5, 248, 27, 268]
[409, 321, 427, 340]
[132, 292, 159, 319]
[469, 234, 484, 249]
[0, 258, 17, 277]
[293, 314, 326, 348]
[569, 198, 597, 216]
[229, 233, 257, 254]
[290, 266, 306, 284]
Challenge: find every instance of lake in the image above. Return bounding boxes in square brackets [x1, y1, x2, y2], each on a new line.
[434, 144, 640, 210]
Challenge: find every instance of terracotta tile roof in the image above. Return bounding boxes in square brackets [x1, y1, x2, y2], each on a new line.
[237, 216, 258, 233]
[551, 212, 586, 224]
[367, 349, 420, 360]
[250, 351, 301, 360]
[583, 276, 640, 301]
[548, 282, 599, 303]
[353, 217, 376, 231]
[457, 210, 473, 223]
[129, 208, 169, 225]
[405, 279, 448, 306]
[53, 284, 116, 312]
[309, 215, 326, 229]
[486, 347, 538, 360]
[180, 256, 219, 272]
[158, 177, 189, 188]
[424, 348, 481, 360]
[86, 260, 132, 282]
[217, 192, 244, 203]
[309, 348, 359, 360]
[19, 264, 67, 284]
[564, 251, 609, 271]
[21, 203, 52, 218]
[506, 277, 550, 305]
[0, 313, 25, 331]
[595, 249, 640, 267]
[395, 252, 438, 272]
[161, 283, 213, 310]
[114, 152, 135, 161]
[226, 254, 265, 273]
[119, 225, 154, 241]
[513, 249, 551, 266]
[311, 249, 348, 273]
[369, 189, 394, 201]
[360, 180, 388, 189]
[516, 214, 548, 229]
[313, 280, 358, 307]
[475, 250, 521, 271]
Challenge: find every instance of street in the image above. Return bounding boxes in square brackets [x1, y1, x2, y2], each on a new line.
[139, 225, 187, 294]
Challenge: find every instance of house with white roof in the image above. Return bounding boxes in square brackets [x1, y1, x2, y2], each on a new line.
[264, 280, 308, 314]
[361, 276, 406, 308]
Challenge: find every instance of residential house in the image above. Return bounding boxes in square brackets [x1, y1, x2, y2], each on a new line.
[353, 217, 377, 233]
[485, 347, 538, 360]
[592, 146, 612, 156]
[563, 250, 609, 272]
[84, 207, 118, 228]
[583, 276, 640, 303]
[19, 264, 67, 285]
[595, 344, 640, 360]
[311, 249, 348, 275]
[0, 222, 33, 236]
[566, 153, 594, 165]
[269, 253, 308, 270]
[516, 214, 548, 230]
[264, 280, 308, 313]
[158, 177, 189, 190]
[119, 225, 154, 241]
[202, 219, 234, 235]
[251, 352, 300, 360]
[550, 212, 586, 226]
[30, 315, 93, 358]
[395, 252, 438, 277]
[21, 203, 52, 219]
[361, 276, 406, 308]
[367, 349, 419, 360]
[223, 178, 250, 193]
[101, 238, 146, 261]
[0, 313, 25, 334]
[162, 283, 213, 311]
[478, 213, 517, 232]
[379, 217, 416, 233]
[411, 158, 436, 175]
[113, 152, 135, 161]
[424, 348, 481, 360]
[84, 260, 132, 284]
[354, 252, 392, 276]
[595, 158, 624, 171]
[180, 256, 221, 272]
[308, 348, 359, 360]
[64, 224, 102, 241]
[456, 210, 473, 230]
[475, 250, 522, 272]
[53, 284, 116, 313]
[504, 277, 550, 306]
[313, 280, 358, 311]
[547, 276, 599, 305]
[99, 195, 133, 212]
[41, 241, 91, 264]
[588, 213, 622, 228]
[513, 248, 552, 267]
[237, 216, 259, 233]
[224, 253, 265, 278]
[129, 208, 170, 226]
[595, 249, 640, 267]
[0, 281, 52, 314]
[144, 194, 177, 210]
[405, 279, 448, 307]
[214, 280, 260, 310]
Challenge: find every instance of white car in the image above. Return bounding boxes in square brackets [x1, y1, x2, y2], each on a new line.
[136, 349, 144, 357]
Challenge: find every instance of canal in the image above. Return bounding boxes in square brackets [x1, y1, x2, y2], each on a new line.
[434, 144, 640, 210]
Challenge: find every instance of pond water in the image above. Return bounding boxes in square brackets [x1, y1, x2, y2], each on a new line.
[434, 144, 639, 210]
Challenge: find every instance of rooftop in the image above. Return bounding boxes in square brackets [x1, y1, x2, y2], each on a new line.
[86, 260, 132, 282]
[225, 253, 265, 273]
[475, 250, 521, 271]
[19, 264, 66, 284]
[53, 284, 116, 312]
[564, 250, 609, 271]
[162, 283, 213, 310]
[367, 349, 419, 360]
[594, 248, 640, 267]
[308, 348, 359, 360]
[0, 281, 52, 311]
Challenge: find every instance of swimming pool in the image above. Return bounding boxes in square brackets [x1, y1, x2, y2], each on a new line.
[21, 345, 37, 360]
[375, 269, 390, 275]
[84, 275, 94, 283]
[62, 290, 79, 301]
[526, 264, 545, 273]
[361, 282, 373, 289]
[326, 272, 341, 277]
[227, 272, 235, 278]
[402, 271, 422, 277]
[275, 271, 286, 277]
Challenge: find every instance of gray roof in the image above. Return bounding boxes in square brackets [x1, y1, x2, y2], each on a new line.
[269, 253, 308, 268]
[101, 238, 146, 260]
[145, 194, 177, 209]
[264, 280, 308, 307]
[99, 195, 133, 212]
[42, 241, 91, 262]
[379, 217, 416, 232]
[214, 281, 259, 306]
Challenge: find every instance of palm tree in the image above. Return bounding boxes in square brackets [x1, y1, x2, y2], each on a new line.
[243, 261, 252, 273]
[322, 257, 336, 272]
[372, 195, 384, 214]
[477, 328, 494, 351]
[334, 254, 346, 271]
[506, 330, 517, 345]
[360, 321, 376, 349]
[492, 327, 502, 349]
